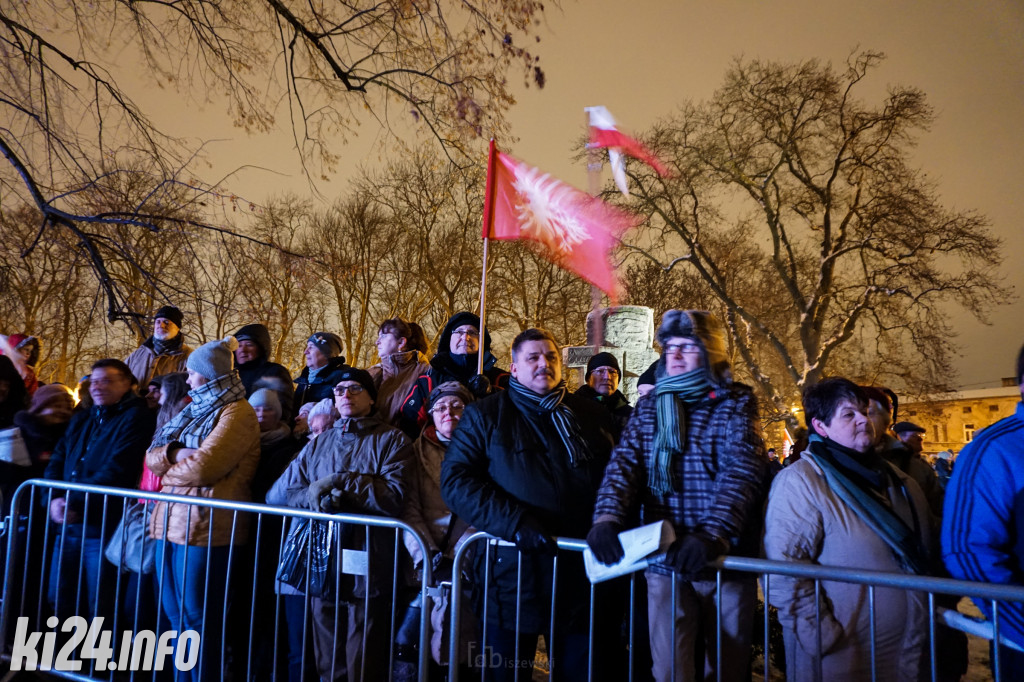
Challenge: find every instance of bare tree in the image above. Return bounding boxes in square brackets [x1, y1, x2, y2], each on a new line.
[621, 52, 1008, 424]
[0, 0, 550, 329]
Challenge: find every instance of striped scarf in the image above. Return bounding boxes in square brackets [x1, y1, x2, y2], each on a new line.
[649, 368, 713, 495]
[507, 378, 590, 467]
[151, 371, 246, 448]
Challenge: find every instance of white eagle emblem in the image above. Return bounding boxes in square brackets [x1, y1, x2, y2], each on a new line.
[511, 163, 591, 254]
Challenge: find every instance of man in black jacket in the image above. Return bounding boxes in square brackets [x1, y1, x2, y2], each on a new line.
[234, 323, 295, 420]
[441, 328, 616, 681]
[44, 358, 156, 621]
[575, 351, 633, 442]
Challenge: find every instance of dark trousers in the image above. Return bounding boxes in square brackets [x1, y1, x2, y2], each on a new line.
[47, 530, 117, 623]
[154, 540, 231, 682]
[309, 594, 390, 682]
[283, 593, 319, 682]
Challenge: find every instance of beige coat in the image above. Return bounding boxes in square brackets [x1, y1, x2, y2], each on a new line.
[367, 350, 430, 427]
[763, 457, 933, 682]
[401, 428, 473, 568]
[126, 340, 192, 387]
[146, 400, 260, 546]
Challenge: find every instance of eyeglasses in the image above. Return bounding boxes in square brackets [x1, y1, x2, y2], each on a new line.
[431, 401, 465, 415]
[451, 328, 480, 339]
[333, 385, 365, 396]
[664, 342, 701, 356]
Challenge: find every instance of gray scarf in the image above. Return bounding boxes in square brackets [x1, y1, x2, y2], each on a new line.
[649, 368, 713, 495]
[507, 378, 590, 467]
[152, 371, 246, 448]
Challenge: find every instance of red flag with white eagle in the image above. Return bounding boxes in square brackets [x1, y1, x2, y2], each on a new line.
[586, 105, 670, 196]
[481, 140, 639, 300]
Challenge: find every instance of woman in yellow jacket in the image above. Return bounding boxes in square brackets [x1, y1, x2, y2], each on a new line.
[146, 336, 260, 682]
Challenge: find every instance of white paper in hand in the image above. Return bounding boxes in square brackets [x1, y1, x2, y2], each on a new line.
[584, 520, 676, 583]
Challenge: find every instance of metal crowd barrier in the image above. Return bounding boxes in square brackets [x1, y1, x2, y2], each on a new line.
[0, 479, 435, 682]
[447, 532, 1024, 682]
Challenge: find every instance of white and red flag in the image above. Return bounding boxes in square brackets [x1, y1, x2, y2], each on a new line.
[586, 105, 670, 196]
[481, 140, 640, 300]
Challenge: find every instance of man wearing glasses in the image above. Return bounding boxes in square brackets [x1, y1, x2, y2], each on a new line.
[587, 310, 768, 682]
[268, 367, 412, 681]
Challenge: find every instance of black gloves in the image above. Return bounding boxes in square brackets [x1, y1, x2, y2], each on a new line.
[513, 515, 557, 556]
[665, 533, 725, 576]
[431, 552, 454, 583]
[586, 522, 625, 565]
[467, 374, 492, 399]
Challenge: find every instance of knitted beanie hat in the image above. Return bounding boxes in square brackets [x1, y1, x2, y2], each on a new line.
[28, 383, 74, 416]
[308, 332, 344, 358]
[248, 388, 282, 418]
[154, 305, 184, 329]
[428, 381, 474, 412]
[333, 367, 377, 402]
[186, 336, 238, 381]
[585, 352, 620, 382]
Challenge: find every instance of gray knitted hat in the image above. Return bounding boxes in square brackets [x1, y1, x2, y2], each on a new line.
[248, 388, 282, 417]
[186, 336, 238, 381]
[656, 310, 732, 387]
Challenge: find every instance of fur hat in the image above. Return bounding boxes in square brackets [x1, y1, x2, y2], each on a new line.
[154, 305, 184, 329]
[186, 336, 238, 381]
[334, 367, 377, 402]
[307, 332, 344, 359]
[428, 381, 474, 412]
[585, 352, 620, 382]
[7, 334, 41, 367]
[656, 310, 731, 387]
[248, 388, 282, 418]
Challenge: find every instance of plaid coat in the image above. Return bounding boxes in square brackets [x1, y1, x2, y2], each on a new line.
[593, 382, 769, 576]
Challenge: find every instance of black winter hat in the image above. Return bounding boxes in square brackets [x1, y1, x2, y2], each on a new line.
[334, 368, 377, 402]
[893, 421, 925, 435]
[438, 312, 493, 354]
[637, 361, 658, 388]
[154, 305, 184, 329]
[234, 323, 272, 359]
[586, 352, 621, 381]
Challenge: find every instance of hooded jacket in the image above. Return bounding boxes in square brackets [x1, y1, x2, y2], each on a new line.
[398, 312, 508, 437]
[125, 335, 192, 387]
[368, 349, 430, 427]
[234, 323, 296, 419]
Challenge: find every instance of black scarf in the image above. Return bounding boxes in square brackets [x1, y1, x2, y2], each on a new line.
[151, 333, 184, 356]
[507, 378, 590, 467]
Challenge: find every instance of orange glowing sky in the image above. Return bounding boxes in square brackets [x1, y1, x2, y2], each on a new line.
[138, 0, 1024, 388]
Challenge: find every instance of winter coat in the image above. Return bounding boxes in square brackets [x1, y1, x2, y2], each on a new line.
[573, 384, 633, 442]
[401, 426, 474, 568]
[235, 323, 296, 420]
[764, 456, 933, 682]
[43, 393, 155, 530]
[293, 356, 350, 412]
[125, 335, 192, 387]
[943, 401, 1024, 648]
[146, 400, 260, 546]
[367, 350, 430, 427]
[441, 389, 614, 631]
[592, 384, 769, 575]
[266, 413, 412, 599]
[397, 312, 508, 438]
[250, 424, 300, 504]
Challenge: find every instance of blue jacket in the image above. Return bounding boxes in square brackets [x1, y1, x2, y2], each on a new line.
[942, 400, 1024, 645]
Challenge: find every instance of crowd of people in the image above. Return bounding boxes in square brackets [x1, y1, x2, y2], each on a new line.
[0, 304, 1022, 682]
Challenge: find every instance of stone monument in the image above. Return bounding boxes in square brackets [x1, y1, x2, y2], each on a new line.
[562, 305, 660, 403]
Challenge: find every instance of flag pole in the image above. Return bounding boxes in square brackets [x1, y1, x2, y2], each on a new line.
[586, 111, 606, 352]
[478, 139, 499, 376]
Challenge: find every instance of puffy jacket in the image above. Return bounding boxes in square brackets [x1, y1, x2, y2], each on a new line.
[764, 455, 933, 682]
[44, 392, 156, 529]
[441, 389, 614, 630]
[125, 336, 192, 387]
[266, 413, 412, 598]
[368, 350, 430, 427]
[146, 400, 260, 546]
[593, 383, 769, 575]
[293, 356, 350, 410]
